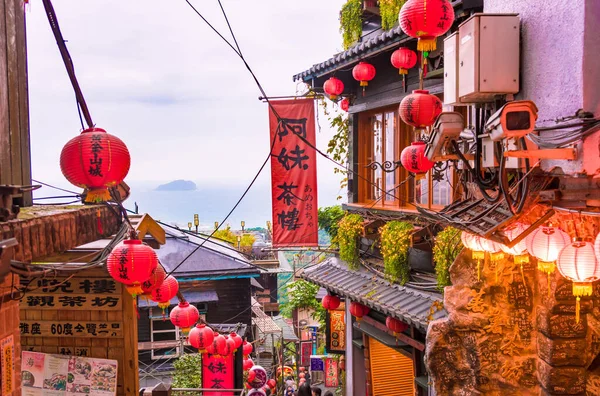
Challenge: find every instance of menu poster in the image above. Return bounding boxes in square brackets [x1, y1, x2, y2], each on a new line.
[324, 357, 339, 387]
[21, 351, 118, 395]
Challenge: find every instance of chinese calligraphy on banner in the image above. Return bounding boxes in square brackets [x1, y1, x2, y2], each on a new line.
[310, 356, 325, 372]
[202, 353, 234, 396]
[269, 99, 318, 247]
[325, 357, 339, 387]
[1, 335, 15, 395]
[327, 308, 346, 354]
[300, 341, 312, 367]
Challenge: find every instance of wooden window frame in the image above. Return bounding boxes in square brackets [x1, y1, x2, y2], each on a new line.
[150, 317, 180, 360]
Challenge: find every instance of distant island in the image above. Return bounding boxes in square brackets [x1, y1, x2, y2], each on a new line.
[155, 180, 197, 191]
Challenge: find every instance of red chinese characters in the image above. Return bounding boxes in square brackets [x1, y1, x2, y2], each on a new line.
[269, 100, 319, 247]
[202, 352, 234, 396]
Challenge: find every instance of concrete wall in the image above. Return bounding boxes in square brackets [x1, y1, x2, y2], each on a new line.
[484, 0, 600, 175]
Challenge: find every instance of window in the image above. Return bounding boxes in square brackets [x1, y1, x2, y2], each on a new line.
[150, 317, 180, 360]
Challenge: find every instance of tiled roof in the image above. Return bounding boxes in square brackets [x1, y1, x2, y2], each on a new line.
[138, 290, 218, 308]
[293, 26, 407, 82]
[302, 257, 447, 331]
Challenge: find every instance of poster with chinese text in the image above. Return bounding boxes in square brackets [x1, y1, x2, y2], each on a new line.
[1, 335, 15, 395]
[269, 99, 318, 247]
[326, 308, 346, 354]
[300, 342, 312, 367]
[310, 355, 325, 372]
[202, 353, 234, 396]
[324, 357, 339, 387]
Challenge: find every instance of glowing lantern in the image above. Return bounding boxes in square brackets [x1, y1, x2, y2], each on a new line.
[349, 301, 370, 321]
[557, 239, 600, 323]
[399, 0, 455, 52]
[214, 334, 228, 356]
[107, 239, 158, 296]
[391, 47, 417, 90]
[230, 332, 243, 351]
[60, 127, 130, 202]
[151, 275, 179, 311]
[267, 379, 277, 389]
[242, 340, 253, 357]
[461, 232, 486, 281]
[399, 90, 443, 128]
[244, 358, 254, 371]
[323, 77, 344, 100]
[340, 98, 350, 112]
[527, 225, 570, 292]
[386, 316, 408, 336]
[479, 237, 505, 283]
[352, 61, 376, 95]
[400, 141, 435, 174]
[169, 301, 199, 335]
[141, 264, 166, 295]
[188, 323, 214, 353]
[322, 294, 341, 310]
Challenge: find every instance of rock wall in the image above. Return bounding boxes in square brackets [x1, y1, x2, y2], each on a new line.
[425, 209, 600, 395]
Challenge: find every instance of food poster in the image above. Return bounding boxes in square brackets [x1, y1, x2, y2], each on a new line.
[21, 351, 118, 395]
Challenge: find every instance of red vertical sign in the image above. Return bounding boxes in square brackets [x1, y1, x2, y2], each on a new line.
[300, 341, 312, 367]
[269, 99, 318, 247]
[325, 357, 339, 387]
[202, 353, 234, 396]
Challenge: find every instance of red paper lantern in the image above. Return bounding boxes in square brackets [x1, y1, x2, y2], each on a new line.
[214, 334, 228, 356]
[60, 127, 130, 202]
[188, 324, 214, 353]
[391, 48, 417, 75]
[299, 367, 306, 372]
[267, 379, 277, 389]
[352, 61, 376, 95]
[107, 239, 158, 296]
[323, 77, 344, 100]
[206, 330, 220, 354]
[399, 90, 443, 128]
[169, 301, 199, 334]
[321, 294, 341, 310]
[230, 332, 243, 350]
[400, 141, 435, 174]
[141, 264, 166, 295]
[244, 358, 255, 371]
[399, 0, 455, 52]
[151, 275, 179, 310]
[349, 301, 370, 321]
[340, 98, 350, 112]
[299, 372, 305, 379]
[242, 340, 253, 357]
[222, 336, 235, 356]
[386, 316, 408, 335]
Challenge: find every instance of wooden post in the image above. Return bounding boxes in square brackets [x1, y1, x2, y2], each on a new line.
[150, 383, 171, 396]
[363, 333, 372, 396]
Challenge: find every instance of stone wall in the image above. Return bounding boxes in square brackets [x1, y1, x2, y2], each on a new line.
[425, 208, 600, 395]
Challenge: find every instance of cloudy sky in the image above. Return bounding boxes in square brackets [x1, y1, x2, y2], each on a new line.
[26, 0, 347, 202]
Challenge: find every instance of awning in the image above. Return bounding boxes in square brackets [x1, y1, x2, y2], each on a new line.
[302, 258, 447, 332]
[353, 321, 411, 357]
[138, 290, 219, 308]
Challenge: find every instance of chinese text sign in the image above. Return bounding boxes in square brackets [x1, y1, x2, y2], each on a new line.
[202, 353, 234, 396]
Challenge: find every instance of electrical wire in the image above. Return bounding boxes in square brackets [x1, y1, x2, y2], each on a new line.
[31, 179, 79, 195]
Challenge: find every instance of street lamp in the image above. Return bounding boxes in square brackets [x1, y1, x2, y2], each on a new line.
[187, 222, 192, 231]
[237, 235, 242, 250]
[241, 221, 245, 232]
[214, 221, 219, 230]
[193, 214, 199, 234]
[266, 221, 272, 233]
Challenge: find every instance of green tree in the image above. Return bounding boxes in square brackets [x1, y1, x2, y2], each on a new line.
[318, 206, 345, 243]
[172, 354, 202, 391]
[279, 280, 326, 328]
[212, 226, 255, 247]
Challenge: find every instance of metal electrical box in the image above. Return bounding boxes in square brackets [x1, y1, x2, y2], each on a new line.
[457, 13, 520, 102]
[443, 32, 460, 105]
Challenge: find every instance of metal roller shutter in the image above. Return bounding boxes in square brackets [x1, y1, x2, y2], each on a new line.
[369, 337, 415, 396]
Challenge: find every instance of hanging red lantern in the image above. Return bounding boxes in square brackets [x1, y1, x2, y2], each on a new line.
[399, 0, 455, 52]
[188, 323, 214, 353]
[214, 334, 228, 356]
[299, 372, 305, 379]
[527, 226, 570, 277]
[230, 332, 243, 351]
[205, 330, 220, 354]
[399, 90, 443, 128]
[557, 239, 600, 323]
[391, 48, 417, 75]
[321, 294, 341, 310]
[242, 340, 253, 357]
[141, 264, 166, 295]
[323, 77, 344, 100]
[222, 336, 235, 356]
[340, 98, 350, 112]
[244, 357, 255, 371]
[352, 61, 376, 96]
[60, 127, 131, 202]
[169, 301, 199, 335]
[400, 141, 435, 174]
[349, 301, 370, 321]
[151, 275, 179, 311]
[267, 379, 277, 389]
[107, 239, 158, 296]
[386, 316, 408, 335]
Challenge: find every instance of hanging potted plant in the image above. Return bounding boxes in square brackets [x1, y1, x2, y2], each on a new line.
[379, 0, 406, 31]
[380, 221, 414, 284]
[432, 226, 463, 292]
[337, 213, 364, 270]
[340, 0, 363, 50]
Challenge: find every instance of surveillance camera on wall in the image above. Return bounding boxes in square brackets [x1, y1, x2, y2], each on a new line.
[426, 112, 465, 162]
[486, 100, 538, 142]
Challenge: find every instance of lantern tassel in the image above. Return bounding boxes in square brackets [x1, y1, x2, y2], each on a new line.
[477, 260, 481, 282]
[547, 272, 551, 297]
[576, 297, 581, 324]
[520, 263, 525, 288]
[96, 209, 103, 235]
[85, 188, 111, 203]
[417, 38, 437, 52]
[402, 75, 406, 92]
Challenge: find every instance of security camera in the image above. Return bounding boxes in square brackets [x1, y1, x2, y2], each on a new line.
[486, 100, 538, 142]
[426, 112, 465, 162]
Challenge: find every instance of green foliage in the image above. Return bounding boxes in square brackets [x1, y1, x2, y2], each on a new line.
[320, 99, 350, 197]
[280, 280, 326, 327]
[318, 206, 345, 243]
[338, 214, 364, 270]
[212, 226, 255, 247]
[172, 354, 202, 390]
[433, 226, 462, 292]
[340, 0, 363, 49]
[379, 0, 406, 31]
[380, 221, 414, 284]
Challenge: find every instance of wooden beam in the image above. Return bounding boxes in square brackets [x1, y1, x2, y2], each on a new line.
[362, 316, 425, 352]
[503, 148, 577, 160]
[135, 213, 166, 245]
